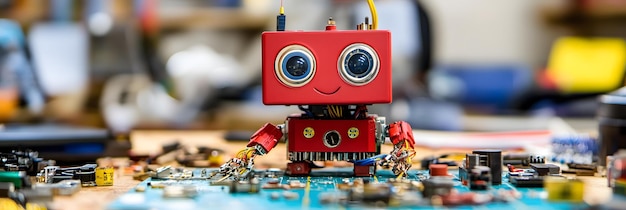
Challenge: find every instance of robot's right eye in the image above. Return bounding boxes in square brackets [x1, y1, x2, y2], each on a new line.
[275, 45, 316, 87]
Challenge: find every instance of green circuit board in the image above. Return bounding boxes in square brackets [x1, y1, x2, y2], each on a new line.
[107, 168, 587, 210]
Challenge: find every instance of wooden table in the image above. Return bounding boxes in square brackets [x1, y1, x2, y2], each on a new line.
[52, 130, 613, 210]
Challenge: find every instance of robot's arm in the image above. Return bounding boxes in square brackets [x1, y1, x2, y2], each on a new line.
[212, 123, 283, 180]
[384, 121, 416, 177]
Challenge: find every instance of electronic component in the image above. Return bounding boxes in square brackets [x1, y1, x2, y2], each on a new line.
[459, 153, 481, 186]
[552, 135, 596, 164]
[544, 177, 584, 202]
[348, 182, 392, 205]
[510, 176, 545, 188]
[530, 164, 560, 176]
[0, 171, 29, 189]
[503, 153, 545, 167]
[0, 150, 54, 176]
[36, 164, 110, 187]
[469, 166, 491, 190]
[473, 150, 502, 184]
[422, 177, 454, 198]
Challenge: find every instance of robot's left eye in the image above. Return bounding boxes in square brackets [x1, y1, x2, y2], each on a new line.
[338, 43, 379, 86]
[275, 45, 316, 87]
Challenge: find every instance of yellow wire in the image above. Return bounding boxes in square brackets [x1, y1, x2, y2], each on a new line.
[328, 105, 335, 118]
[367, 0, 378, 29]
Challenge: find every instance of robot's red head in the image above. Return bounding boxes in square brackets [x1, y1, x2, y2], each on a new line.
[261, 30, 392, 105]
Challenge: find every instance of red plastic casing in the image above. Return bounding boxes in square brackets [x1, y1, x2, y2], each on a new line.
[262, 30, 392, 105]
[287, 116, 377, 153]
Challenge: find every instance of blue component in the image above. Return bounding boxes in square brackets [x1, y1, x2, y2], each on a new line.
[343, 49, 374, 78]
[551, 135, 597, 164]
[281, 51, 311, 80]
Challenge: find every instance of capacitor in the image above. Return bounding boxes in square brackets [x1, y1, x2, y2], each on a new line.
[429, 164, 448, 177]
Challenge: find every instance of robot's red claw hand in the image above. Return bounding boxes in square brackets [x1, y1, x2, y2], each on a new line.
[387, 121, 416, 177]
[211, 123, 283, 180]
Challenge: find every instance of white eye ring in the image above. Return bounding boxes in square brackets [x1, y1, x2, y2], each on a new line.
[275, 45, 316, 87]
[338, 43, 380, 86]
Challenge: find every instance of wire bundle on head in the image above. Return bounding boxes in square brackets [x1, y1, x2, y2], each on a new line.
[327, 105, 343, 118]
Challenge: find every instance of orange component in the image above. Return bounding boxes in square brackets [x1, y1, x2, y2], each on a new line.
[247, 123, 283, 153]
[0, 87, 18, 121]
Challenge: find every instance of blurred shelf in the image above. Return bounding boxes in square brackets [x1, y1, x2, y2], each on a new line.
[159, 8, 273, 30]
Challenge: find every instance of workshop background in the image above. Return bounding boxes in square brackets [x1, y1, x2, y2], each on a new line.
[1, 0, 625, 134]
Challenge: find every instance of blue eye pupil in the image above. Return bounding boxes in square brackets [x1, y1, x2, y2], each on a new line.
[286, 56, 308, 77]
[347, 53, 371, 76]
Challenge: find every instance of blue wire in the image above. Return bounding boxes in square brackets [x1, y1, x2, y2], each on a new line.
[351, 154, 388, 166]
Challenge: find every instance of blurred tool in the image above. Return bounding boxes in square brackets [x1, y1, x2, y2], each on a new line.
[29, 13, 88, 118]
[545, 37, 626, 94]
[599, 87, 626, 166]
[0, 19, 46, 119]
[429, 64, 532, 113]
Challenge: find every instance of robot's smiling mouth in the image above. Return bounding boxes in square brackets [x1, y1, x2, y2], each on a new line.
[314, 87, 341, 95]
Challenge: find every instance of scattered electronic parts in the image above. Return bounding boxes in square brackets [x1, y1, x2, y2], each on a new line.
[36, 164, 113, 187]
[0, 150, 54, 176]
[422, 177, 453, 198]
[503, 153, 545, 167]
[562, 163, 596, 176]
[552, 135, 596, 164]
[469, 166, 491, 190]
[530, 163, 561, 176]
[509, 176, 546, 188]
[472, 150, 502, 184]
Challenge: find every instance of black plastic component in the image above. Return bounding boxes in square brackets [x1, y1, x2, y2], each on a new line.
[510, 176, 544, 187]
[531, 164, 560, 176]
[422, 178, 454, 198]
[469, 166, 491, 190]
[74, 171, 96, 183]
[503, 154, 545, 167]
[52, 175, 73, 183]
[473, 150, 502, 184]
[599, 87, 626, 166]
[276, 14, 286, 31]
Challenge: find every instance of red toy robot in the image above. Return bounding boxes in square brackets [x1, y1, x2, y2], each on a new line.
[216, 1, 415, 179]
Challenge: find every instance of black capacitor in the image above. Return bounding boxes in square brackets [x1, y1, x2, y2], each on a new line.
[598, 87, 626, 166]
[74, 171, 96, 183]
[473, 150, 502, 184]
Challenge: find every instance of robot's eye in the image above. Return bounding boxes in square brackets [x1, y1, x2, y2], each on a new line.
[338, 43, 379, 86]
[275, 45, 316, 87]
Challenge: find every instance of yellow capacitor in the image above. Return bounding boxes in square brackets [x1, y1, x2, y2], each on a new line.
[544, 177, 584, 202]
[95, 167, 114, 186]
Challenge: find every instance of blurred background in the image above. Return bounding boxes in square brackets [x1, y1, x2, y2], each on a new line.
[0, 0, 625, 153]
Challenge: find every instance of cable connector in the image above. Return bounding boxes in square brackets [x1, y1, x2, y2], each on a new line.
[277, 1, 286, 31]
